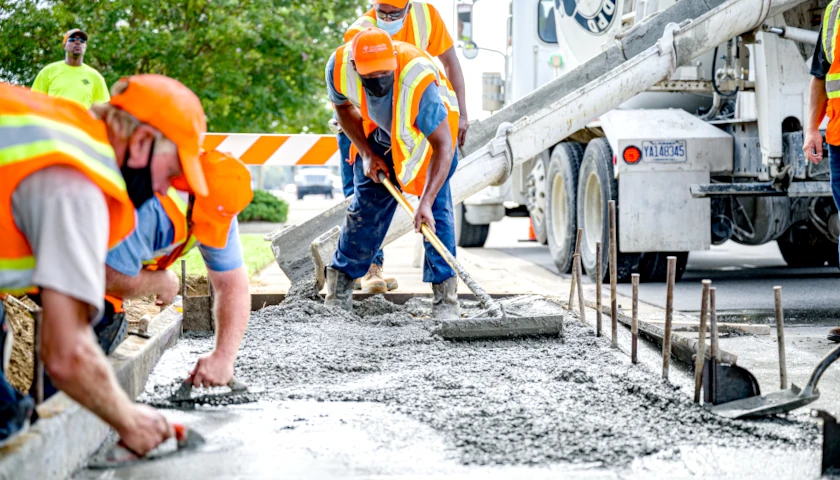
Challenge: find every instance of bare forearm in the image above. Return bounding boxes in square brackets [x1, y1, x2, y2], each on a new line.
[106, 266, 164, 299]
[208, 266, 250, 360]
[40, 289, 134, 433]
[441, 52, 468, 121]
[336, 104, 373, 159]
[421, 123, 454, 205]
[808, 78, 828, 133]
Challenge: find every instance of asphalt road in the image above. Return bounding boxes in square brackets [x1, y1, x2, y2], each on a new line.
[483, 217, 840, 321]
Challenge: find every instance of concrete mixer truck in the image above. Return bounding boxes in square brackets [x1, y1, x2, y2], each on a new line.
[454, 0, 835, 282]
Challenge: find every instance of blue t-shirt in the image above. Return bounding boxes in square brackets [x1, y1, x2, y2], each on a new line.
[326, 52, 448, 148]
[106, 196, 244, 277]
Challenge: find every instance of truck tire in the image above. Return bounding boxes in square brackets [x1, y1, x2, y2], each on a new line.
[637, 252, 689, 282]
[455, 203, 490, 248]
[777, 237, 838, 268]
[546, 142, 583, 274]
[577, 138, 639, 282]
[526, 151, 550, 244]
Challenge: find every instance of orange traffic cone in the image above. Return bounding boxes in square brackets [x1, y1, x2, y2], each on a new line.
[528, 218, 537, 241]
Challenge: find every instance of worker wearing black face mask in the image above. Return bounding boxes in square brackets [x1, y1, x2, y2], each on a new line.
[325, 28, 462, 319]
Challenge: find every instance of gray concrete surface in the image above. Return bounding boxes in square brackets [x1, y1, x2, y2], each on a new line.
[0, 305, 183, 480]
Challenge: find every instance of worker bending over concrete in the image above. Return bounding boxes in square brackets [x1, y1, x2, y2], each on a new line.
[804, 4, 840, 343]
[325, 28, 461, 318]
[332, 0, 468, 294]
[102, 151, 253, 387]
[0, 74, 207, 453]
[31, 28, 110, 109]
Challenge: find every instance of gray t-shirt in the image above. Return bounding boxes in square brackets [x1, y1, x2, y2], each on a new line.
[11, 165, 110, 321]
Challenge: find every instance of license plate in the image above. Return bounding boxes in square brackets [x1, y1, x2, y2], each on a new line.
[641, 140, 687, 163]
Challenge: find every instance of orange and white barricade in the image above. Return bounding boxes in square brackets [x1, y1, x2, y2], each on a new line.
[202, 134, 340, 166]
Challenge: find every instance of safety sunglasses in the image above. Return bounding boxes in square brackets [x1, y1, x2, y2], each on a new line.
[374, 4, 409, 21]
[67, 37, 87, 43]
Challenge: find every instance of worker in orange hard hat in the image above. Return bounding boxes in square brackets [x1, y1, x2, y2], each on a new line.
[333, 0, 468, 296]
[0, 74, 206, 453]
[325, 28, 461, 318]
[102, 150, 253, 391]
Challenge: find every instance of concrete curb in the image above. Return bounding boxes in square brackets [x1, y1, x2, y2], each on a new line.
[0, 304, 183, 480]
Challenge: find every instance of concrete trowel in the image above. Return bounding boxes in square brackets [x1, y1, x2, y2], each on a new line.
[160, 376, 257, 408]
[376, 172, 564, 340]
[87, 424, 205, 469]
[710, 344, 840, 419]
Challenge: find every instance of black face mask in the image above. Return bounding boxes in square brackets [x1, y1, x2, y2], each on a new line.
[360, 73, 394, 98]
[121, 139, 155, 208]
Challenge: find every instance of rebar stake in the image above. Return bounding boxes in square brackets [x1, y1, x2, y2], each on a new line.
[574, 253, 586, 324]
[596, 241, 602, 337]
[631, 273, 639, 364]
[568, 228, 583, 310]
[774, 286, 788, 390]
[609, 201, 618, 348]
[694, 280, 711, 403]
[662, 256, 676, 380]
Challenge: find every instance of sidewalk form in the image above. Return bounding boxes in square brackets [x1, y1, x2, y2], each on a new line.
[0, 305, 183, 480]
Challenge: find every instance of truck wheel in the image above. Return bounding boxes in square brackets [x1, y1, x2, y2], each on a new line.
[455, 203, 490, 248]
[638, 252, 689, 282]
[526, 151, 550, 244]
[546, 143, 583, 274]
[577, 138, 639, 282]
[777, 237, 838, 268]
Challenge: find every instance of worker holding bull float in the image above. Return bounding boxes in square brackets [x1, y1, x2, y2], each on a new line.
[0, 74, 206, 453]
[100, 150, 252, 388]
[805, 2, 840, 344]
[325, 28, 461, 318]
[331, 0, 468, 295]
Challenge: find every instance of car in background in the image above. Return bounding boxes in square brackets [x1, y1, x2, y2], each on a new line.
[294, 167, 335, 200]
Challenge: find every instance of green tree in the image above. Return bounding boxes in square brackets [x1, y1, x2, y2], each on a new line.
[0, 0, 365, 133]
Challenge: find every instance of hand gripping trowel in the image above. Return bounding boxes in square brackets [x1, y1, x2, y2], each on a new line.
[88, 423, 206, 469]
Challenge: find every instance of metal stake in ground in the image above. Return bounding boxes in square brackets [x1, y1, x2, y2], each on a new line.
[568, 228, 583, 310]
[694, 280, 712, 403]
[180, 259, 187, 336]
[574, 253, 586, 324]
[662, 256, 676, 380]
[709, 287, 719, 404]
[631, 273, 639, 364]
[596, 242, 602, 337]
[774, 286, 788, 390]
[609, 200, 618, 348]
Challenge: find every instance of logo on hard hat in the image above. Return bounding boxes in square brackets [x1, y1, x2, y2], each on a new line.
[556, 0, 617, 35]
[362, 44, 388, 54]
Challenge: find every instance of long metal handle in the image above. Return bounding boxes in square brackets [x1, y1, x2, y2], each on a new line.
[803, 344, 840, 396]
[376, 172, 500, 315]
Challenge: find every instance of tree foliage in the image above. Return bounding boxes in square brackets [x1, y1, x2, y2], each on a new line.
[0, 0, 365, 133]
[238, 190, 289, 223]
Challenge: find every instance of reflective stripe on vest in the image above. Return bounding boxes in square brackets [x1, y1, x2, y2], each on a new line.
[346, 2, 432, 51]
[0, 112, 129, 294]
[141, 189, 198, 269]
[338, 47, 362, 108]
[823, 2, 840, 146]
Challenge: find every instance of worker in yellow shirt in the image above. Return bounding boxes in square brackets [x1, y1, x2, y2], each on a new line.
[31, 28, 110, 109]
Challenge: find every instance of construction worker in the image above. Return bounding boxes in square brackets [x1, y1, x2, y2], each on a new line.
[101, 150, 253, 388]
[334, 0, 468, 295]
[31, 29, 110, 109]
[325, 28, 461, 318]
[805, 5, 840, 343]
[0, 74, 208, 453]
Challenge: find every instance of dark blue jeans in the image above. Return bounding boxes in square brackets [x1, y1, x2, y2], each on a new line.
[829, 144, 840, 261]
[331, 138, 458, 284]
[338, 131, 384, 267]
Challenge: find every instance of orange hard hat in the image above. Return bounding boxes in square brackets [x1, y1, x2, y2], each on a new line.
[108, 74, 209, 197]
[351, 28, 397, 75]
[374, 0, 410, 7]
[191, 151, 253, 249]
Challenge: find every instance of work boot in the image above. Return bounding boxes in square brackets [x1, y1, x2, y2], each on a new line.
[829, 327, 840, 343]
[354, 275, 399, 291]
[359, 264, 388, 294]
[432, 277, 460, 320]
[325, 267, 354, 312]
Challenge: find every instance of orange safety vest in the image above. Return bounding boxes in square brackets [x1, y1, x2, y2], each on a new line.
[823, 1, 840, 145]
[0, 83, 135, 295]
[345, 2, 435, 50]
[333, 41, 459, 195]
